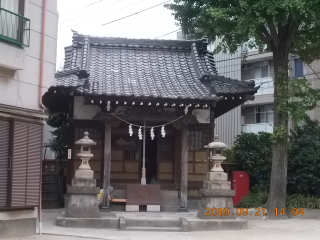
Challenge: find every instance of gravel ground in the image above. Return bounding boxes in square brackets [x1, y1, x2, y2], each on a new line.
[7, 218, 320, 240]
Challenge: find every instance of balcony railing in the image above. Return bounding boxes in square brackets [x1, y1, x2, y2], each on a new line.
[242, 123, 273, 133]
[0, 8, 30, 47]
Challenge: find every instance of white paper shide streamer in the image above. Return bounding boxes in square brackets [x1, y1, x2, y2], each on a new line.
[150, 127, 155, 140]
[128, 124, 133, 136]
[138, 127, 143, 140]
[161, 125, 166, 138]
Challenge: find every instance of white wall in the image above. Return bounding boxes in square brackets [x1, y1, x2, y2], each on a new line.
[73, 96, 101, 119]
[0, 0, 58, 111]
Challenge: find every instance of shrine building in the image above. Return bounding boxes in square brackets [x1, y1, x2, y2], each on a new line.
[42, 32, 258, 211]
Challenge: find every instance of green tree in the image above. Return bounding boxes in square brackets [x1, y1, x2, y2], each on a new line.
[233, 132, 272, 188]
[46, 110, 68, 159]
[288, 117, 320, 196]
[166, 0, 320, 218]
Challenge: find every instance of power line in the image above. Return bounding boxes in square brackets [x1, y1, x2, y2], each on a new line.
[130, 22, 175, 36]
[155, 29, 180, 39]
[59, 0, 123, 24]
[102, 9, 170, 29]
[72, 10, 171, 35]
[101, 0, 171, 26]
[60, 0, 105, 17]
[59, 0, 147, 30]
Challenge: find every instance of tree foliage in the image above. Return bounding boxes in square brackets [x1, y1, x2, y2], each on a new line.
[166, 0, 320, 62]
[233, 132, 272, 188]
[166, 0, 320, 218]
[288, 117, 320, 197]
[46, 110, 68, 159]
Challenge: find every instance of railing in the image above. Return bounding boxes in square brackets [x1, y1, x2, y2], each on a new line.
[242, 123, 274, 133]
[0, 8, 30, 47]
[254, 77, 274, 95]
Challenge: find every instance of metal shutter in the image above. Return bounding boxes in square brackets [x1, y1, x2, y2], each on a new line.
[12, 121, 42, 207]
[0, 119, 10, 207]
[12, 121, 28, 207]
[26, 124, 42, 206]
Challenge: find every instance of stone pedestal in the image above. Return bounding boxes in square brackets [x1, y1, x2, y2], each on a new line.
[197, 172, 236, 219]
[64, 177, 100, 218]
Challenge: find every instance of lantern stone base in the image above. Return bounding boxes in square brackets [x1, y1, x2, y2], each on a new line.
[75, 169, 94, 179]
[64, 178, 100, 218]
[197, 172, 236, 220]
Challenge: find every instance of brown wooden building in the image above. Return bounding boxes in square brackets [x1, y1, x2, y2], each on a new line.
[42, 32, 258, 210]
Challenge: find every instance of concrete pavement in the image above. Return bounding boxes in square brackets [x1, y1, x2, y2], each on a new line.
[7, 209, 320, 240]
[10, 210, 314, 240]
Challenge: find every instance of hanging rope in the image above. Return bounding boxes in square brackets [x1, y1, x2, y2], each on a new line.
[110, 114, 183, 128]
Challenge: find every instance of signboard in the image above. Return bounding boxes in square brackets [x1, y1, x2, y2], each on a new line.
[126, 184, 161, 205]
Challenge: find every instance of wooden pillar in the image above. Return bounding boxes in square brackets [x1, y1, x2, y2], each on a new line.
[179, 123, 189, 211]
[67, 95, 74, 185]
[209, 110, 215, 142]
[174, 129, 181, 187]
[102, 121, 111, 208]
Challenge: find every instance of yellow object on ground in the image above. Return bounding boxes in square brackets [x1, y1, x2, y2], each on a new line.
[97, 189, 103, 199]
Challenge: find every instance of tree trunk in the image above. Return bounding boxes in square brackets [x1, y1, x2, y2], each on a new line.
[267, 45, 289, 219]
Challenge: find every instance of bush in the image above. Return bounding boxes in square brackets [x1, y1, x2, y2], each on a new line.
[239, 190, 320, 209]
[233, 132, 273, 188]
[238, 184, 268, 208]
[288, 117, 320, 196]
[46, 110, 68, 159]
[223, 146, 235, 163]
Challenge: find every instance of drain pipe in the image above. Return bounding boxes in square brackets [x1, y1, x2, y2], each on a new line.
[39, 0, 47, 235]
[39, 0, 47, 113]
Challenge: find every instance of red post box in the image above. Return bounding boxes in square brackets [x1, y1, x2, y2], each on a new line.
[232, 171, 250, 206]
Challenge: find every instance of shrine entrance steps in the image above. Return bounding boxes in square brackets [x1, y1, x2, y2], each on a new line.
[160, 190, 180, 212]
[56, 210, 247, 231]
[120, 217, 187, 232]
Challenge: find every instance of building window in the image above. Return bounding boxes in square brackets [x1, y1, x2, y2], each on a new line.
[294, 58, 304, 78]
[241, 60, 274, 81]
[0, 0, 30, 47]
[242, 104, 274, 124]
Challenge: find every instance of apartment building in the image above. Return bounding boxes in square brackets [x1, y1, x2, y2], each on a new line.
[178, 32, 320, 146]
[0, 0, 58, 238]
[212, 43, 320, 145]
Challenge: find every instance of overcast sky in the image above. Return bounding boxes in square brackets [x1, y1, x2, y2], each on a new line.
[56, 0, 178, 69]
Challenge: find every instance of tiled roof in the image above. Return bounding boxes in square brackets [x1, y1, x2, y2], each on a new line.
[55, 32, 258, 100]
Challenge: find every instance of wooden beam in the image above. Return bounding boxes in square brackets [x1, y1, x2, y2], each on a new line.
[94, 112, 198, 125]
[179, 124, 189, 211]
[102, 121, 112, 208]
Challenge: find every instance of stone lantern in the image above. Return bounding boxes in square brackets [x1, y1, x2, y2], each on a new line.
[206, 135, 228, 172]
[63, 132, 100, 219]
[75, 131, 96, 179]
[197, 135, 236, 219]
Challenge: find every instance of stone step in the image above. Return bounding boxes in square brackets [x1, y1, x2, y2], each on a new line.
[160, 198, 179, 205]
[160, 190, 179, 198]
[125, 218, 181, 228]
[160, 205, 179, 212]
[125, 226, 182, 232]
